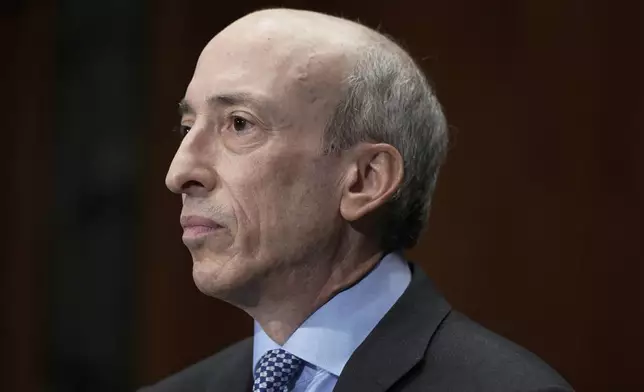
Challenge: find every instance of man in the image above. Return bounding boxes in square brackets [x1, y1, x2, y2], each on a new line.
[141, 8, 573, 392]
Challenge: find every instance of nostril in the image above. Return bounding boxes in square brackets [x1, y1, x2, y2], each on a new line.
[181, 179, 204, 192]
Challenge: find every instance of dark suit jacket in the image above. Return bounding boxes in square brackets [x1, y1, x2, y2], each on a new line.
[140, 263, 574, 391]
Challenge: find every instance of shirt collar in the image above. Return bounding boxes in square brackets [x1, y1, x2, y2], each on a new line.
[253, 252, 411, 376]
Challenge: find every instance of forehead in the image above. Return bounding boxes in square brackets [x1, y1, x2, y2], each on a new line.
[183, 20, 353, 126]
[189, 30, 338, 103]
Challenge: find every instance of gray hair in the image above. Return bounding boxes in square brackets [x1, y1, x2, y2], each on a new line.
[323, 37, 449, 251]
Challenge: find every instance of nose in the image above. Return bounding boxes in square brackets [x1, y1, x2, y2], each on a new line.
[165, 133, 217, 197]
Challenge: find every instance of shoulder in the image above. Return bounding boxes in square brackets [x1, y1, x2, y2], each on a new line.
[418, 311, 573, 391]
[138, 337, 253, 392]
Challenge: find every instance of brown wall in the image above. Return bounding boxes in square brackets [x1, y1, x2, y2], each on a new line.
[3, 1, 643, 391]
[2, 1, 55, 390]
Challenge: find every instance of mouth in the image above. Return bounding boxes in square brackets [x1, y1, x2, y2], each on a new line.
[180, 215, 225, 241]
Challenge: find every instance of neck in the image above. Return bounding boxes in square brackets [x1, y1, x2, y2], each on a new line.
[242, 242, 383, 345]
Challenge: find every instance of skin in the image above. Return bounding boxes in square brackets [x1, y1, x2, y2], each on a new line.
[165, 9, 404, 344]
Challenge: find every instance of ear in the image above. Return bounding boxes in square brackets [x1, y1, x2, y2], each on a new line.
[340, 143, 404, 222]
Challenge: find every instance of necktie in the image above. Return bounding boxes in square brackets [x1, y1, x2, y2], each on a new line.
[253, 348, 304, 392]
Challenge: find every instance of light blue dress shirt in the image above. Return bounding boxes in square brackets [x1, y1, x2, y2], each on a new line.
[253, 252, 411, 392]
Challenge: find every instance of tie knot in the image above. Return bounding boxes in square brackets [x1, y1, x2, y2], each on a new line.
[253, 348, 304, 392]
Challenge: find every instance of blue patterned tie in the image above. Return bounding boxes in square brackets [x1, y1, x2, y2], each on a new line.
[253, 348, 304, 392]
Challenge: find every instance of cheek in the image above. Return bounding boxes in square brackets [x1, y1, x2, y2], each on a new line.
[220, 147, 341, 256]
[258, 157, 340, 245]
[218, 155, 282, 251]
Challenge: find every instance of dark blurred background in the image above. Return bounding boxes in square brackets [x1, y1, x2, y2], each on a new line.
[2, 0, 643, 391]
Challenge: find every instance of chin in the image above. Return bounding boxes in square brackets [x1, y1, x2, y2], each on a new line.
[191, 255, 262, 306]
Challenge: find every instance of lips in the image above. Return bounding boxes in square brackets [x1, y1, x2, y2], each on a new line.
[180, 215, 223, 239]
[181, 215, 221, 229]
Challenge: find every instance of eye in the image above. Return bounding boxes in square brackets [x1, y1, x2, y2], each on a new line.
[174, 125, 191, 137]
[232, 116, 252, 133]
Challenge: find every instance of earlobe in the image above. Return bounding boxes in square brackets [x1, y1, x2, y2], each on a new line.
[340, 143, 404, 222]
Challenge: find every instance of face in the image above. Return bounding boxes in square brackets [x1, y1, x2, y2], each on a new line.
[165, 21, 347, 303]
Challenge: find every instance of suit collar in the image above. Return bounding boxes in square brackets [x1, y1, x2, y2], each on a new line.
[333, 262, 452, 392]
[252, 252, 411, 376]
[206, 337, 253, 392]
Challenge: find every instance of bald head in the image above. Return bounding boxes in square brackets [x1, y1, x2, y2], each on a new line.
[193, 9, 384, 120]
[186, 10, 371, 140]
[215, 8, 378, 58]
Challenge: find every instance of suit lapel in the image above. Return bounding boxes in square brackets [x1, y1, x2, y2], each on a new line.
[333, 263, 452, 392]
[207, 337, 253, 392]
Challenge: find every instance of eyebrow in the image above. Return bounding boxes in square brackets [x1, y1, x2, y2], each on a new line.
[178, 92, 270, 116]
